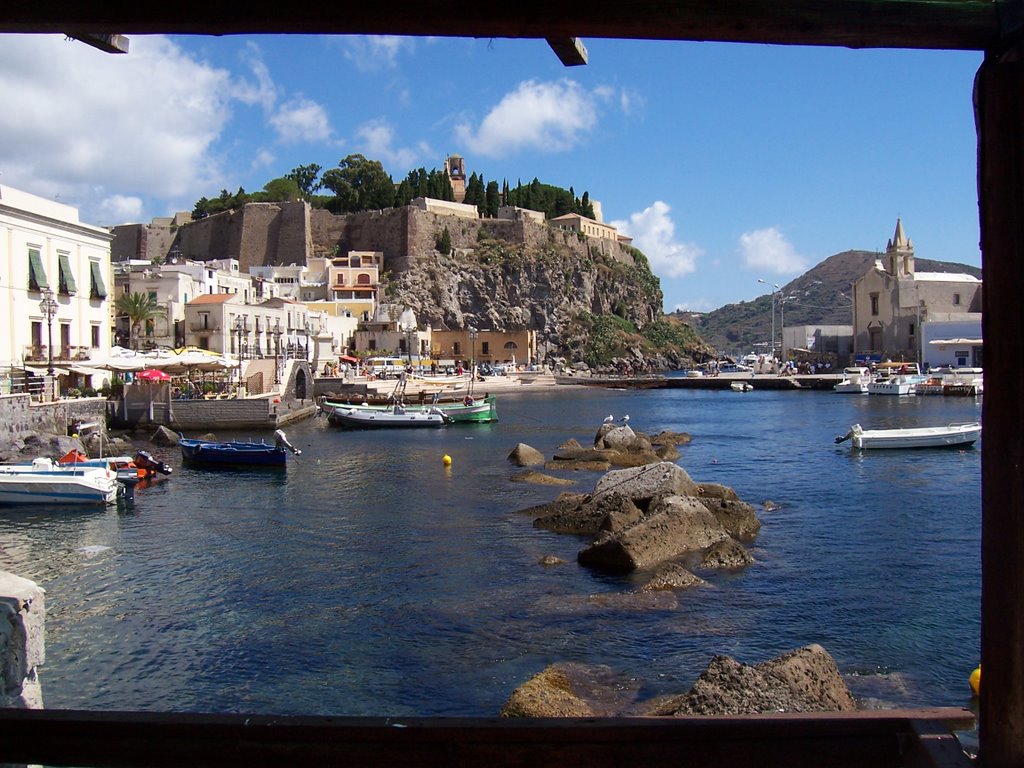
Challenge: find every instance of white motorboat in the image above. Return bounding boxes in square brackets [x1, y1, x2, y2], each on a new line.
[834, 366, 872, 394]
[326, 403, 451, 429]
[866, 374, 922, 396]
[0, 458, 120, 505]
[730, 381, 753, 392]
[867, 363, 926, 395]
[835, 422, 981, 449]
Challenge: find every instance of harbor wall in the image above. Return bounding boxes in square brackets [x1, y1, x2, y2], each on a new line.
[0, 571, 45, 709]
[0, 394, 107, 440]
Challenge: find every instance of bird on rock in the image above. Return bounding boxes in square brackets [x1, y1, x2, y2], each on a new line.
[603, 414, 614, 423]
[620, 415, 630, 424]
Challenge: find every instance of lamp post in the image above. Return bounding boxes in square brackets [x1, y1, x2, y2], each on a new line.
[757, 279, 780, 360]
[272, 320, 282, 384]
[39, 288, 58, 377]
[469, 327, 478, 371]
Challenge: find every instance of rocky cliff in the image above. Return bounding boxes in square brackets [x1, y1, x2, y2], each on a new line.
[175, 202, 690, 365]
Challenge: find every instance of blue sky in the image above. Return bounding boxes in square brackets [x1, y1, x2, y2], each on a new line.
[0, 33, 982, 313]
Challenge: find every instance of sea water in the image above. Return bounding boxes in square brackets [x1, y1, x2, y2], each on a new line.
[0, 386, 982, 716]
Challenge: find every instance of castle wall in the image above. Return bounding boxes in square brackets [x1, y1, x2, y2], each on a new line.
[176, 202, 637, 277]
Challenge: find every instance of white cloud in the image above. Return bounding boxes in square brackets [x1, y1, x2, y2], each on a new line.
[233, 42, 278, 111]
[0, 34, 234, 221]
[251, 149, 276, 172]
[96, 194, 144, 225]
[355, 119, 422, 170]
[455, 80, 603, 157]
[737, 227, 808, 273]
[341, 36, 415, 71]
[611, 201, 702, 278]
[270, 97, 333, 143]
[672, 298, 717, 313]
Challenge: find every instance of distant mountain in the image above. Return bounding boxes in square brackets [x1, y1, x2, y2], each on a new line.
[674, 250, 982, 356]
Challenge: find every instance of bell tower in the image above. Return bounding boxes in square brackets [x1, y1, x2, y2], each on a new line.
[885, 217, 915, 276]
[445, 154, 466, 203]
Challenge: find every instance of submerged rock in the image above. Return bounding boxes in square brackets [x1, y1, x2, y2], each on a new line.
[511, 470, 575, 486]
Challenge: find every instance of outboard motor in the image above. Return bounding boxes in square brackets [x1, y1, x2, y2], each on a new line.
[134, 450, 174, 475]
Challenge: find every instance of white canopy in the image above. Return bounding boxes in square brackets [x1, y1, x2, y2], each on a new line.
[928, 338, 984, 346]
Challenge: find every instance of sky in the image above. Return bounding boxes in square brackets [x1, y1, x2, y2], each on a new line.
[0, 33, 984, 313]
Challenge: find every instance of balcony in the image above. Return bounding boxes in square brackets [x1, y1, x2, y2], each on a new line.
[22, 345, 93, 362]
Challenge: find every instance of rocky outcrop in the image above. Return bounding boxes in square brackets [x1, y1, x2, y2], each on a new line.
[507, 443, 546, 467]
[578, 494, 728, 573]
[504, 645, 857, 718]
[0, 433, 84, 463]
[528, 461, 758, 577]
[150, 425, 180, 447]
[645, 645, 857, 716]
[500, 666, 595, 718]
[543, 425, 692, 471]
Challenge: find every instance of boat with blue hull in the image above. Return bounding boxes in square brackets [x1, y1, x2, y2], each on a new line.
[179, 430, 301, 468]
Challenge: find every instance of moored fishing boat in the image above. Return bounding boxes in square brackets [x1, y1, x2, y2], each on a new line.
[0, 458, 120, 505]
[179, 430, 301, 468]
[325, 403, 452, 429]
[321, 393, 497, 423]
[835, 422, 981, 449]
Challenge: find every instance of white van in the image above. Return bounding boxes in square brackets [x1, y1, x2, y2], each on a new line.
[366, 356, 404, 378]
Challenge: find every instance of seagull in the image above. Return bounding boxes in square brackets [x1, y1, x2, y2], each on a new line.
[603, 414, 614, 423]
[620, 415, 630, 424]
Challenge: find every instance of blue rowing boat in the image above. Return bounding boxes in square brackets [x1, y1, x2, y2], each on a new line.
[179, 430, 301, 468]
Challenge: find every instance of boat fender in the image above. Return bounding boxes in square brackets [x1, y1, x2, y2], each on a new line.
[970, 665, 981, 696]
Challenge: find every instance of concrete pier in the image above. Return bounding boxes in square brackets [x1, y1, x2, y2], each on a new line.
[0, 572, 45, 709]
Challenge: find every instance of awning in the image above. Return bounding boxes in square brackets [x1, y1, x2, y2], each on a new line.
[25, 365, 71, 377]
[928, 338, 983, 346]
[68, 364, 110, 378]
[28, 249, 48, 291]
[58, 253, 77, 295]
[339, 355, 359, 363]
[89, 261, 108, 298]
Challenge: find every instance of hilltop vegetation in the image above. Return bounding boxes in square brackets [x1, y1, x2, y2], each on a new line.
[191, 155, 596, 222]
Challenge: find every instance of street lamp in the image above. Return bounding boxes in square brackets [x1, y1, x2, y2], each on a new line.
[39, 288, 58, 377]
[469, 327, 478, 371]
[757, 279, 780, 360]
[273, 319, 282, 384]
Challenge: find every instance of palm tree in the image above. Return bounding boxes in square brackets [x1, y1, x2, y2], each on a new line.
[115, 291, 161, 350]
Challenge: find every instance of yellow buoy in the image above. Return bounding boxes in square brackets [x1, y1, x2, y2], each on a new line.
[442, 454, 452, 466]
[970, 665, 981, 697]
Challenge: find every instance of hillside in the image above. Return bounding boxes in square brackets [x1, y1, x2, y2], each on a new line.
[676, 250, 983, 356]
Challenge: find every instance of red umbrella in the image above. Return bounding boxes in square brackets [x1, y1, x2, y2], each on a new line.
[136, 368, 171, 382]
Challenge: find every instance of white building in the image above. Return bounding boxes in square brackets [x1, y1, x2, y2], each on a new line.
[921, 313, 983, 369]
[0, 184, 113, 388]
[249, 259, 329, 303]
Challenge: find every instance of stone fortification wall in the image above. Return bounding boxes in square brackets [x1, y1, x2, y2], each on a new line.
[277, 202, 311, 267]
[0, 394, 106, 440]
[178, 209, 236, 265]
[179, 202, 635, 276]
[0, 571, 45, 709]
